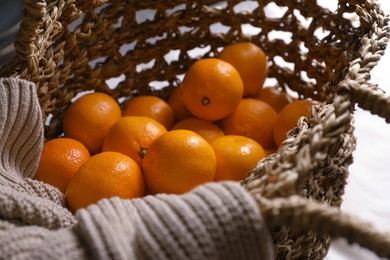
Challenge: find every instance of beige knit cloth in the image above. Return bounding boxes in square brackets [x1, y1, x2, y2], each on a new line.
[0, 77, 274, 260]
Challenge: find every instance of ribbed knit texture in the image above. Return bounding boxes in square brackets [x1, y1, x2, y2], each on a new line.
[0, 77, 274, 259]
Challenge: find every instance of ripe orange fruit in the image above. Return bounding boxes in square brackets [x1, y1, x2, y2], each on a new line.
[65, 151, 144, 213]
[168, 85, 193, 122]
[217, 42, 268, 97]
[182, 58, 244, 121]
[34, 138, 90, 193]
[102, 116, 167, 167]
[220, 98, 278, 149]
[264, 149, 277, 157]
[212, 135, 266, 181]
[123, 95, 175, 130]
[171, 117, 225, 144]
[253, 86, 293, 112]
[273, 99, 316, 147]
[142, 130, 216, 195]
[62, 92, 122, 155]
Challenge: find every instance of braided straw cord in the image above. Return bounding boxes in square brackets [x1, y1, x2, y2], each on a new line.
[255, 195, 390, 259]
[0, 0, 389, 259]
[336, 2, 390, 122]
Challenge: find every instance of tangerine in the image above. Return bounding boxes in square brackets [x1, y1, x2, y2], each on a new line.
[254, 86, 293, 112]
[220, 98, 278, 149]
[142, 130, 216, 195]
[34, 138, 90, 193]
[273, 99, 316, 147]
[102, 116, 167, 167]
[123, 95, 175, 130]
[182, 58, 243, 121]
[62, 92, 122, 155]
[171, 117, 225, 144]
[212, 135, 266, 181]
[65, 151, 144, 213]
[218, 42, 268, 96]
[168, 85, 193, 122]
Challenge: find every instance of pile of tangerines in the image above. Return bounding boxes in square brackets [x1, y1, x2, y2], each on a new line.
[34, 42, 317, 213]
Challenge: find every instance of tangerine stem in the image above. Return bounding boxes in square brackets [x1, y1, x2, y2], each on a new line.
[139, 148, 147, 158]
[202, 97, 210, 105]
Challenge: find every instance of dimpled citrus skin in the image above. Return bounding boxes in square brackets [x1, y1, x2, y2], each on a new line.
[102, 116, 167, 167]
[218, 42, 268, 97]
[212, 135, 266, 181]
[123, 95, 175, 130]
[65, 151, 144, 213]
[62, 92, 122, 155]
[253, 86, 293, 112]
[171, 117, 225, 144]
[182, 58, 244, 121]
[34, 138, 91, 193]
[168, 85, 193, 122]
[220, 98, 278, 149]
[142, 130, 216, 195]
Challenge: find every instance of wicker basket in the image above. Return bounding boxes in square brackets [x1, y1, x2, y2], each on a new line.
[1, 0, 390, 259]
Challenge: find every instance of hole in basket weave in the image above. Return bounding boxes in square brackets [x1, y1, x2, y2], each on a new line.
[314, 27, 331, 41]
[179, 26, 194, 34]
[119, 40, 138, 56]
[342, 12, 360, 28]
[273, 56, 295, 72]
[164, 49, 181, 65]
[136, 59, 156, 73]
[106, 74, 126, 90]
[267, 31, 292, 44]
[317, 0, 338, 12]
[211, 1, 228, 9]
[187, 46, 212, 59]
[293, 10, 313, 30]
[145, 33, 168, 45]
[135, 9, 157, 23]
[233, 1, 259, 13]
[165, 4, 186, 16]
[149, 80, 170, 90]
[300, 71, 317, 85]
[263, 3, 288, 19]
[88, 57, 106, 68]
[241, 24, 262, 37]
[209, 22, 231, 34]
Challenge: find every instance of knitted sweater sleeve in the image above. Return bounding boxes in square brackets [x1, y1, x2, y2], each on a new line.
[0, 78, 274, 260]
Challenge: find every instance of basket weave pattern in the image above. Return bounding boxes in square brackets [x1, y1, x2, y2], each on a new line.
[1, 0, 389, 259]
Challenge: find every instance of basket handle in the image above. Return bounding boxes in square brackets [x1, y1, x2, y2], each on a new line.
[337, 79, 390, 123]
[13, 0, 85, 75]
[254, 194, 390, 259]
[336, 4, 390, 122]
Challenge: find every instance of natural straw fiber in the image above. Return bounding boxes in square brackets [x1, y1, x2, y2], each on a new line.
[1, 0, 390, 259]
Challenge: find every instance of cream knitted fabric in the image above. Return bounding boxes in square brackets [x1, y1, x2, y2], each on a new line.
[0, 77, 274, 259]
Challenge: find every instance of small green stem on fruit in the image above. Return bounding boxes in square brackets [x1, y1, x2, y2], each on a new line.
[139, 148, 147, 158]
[202, 97, 210, 105]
